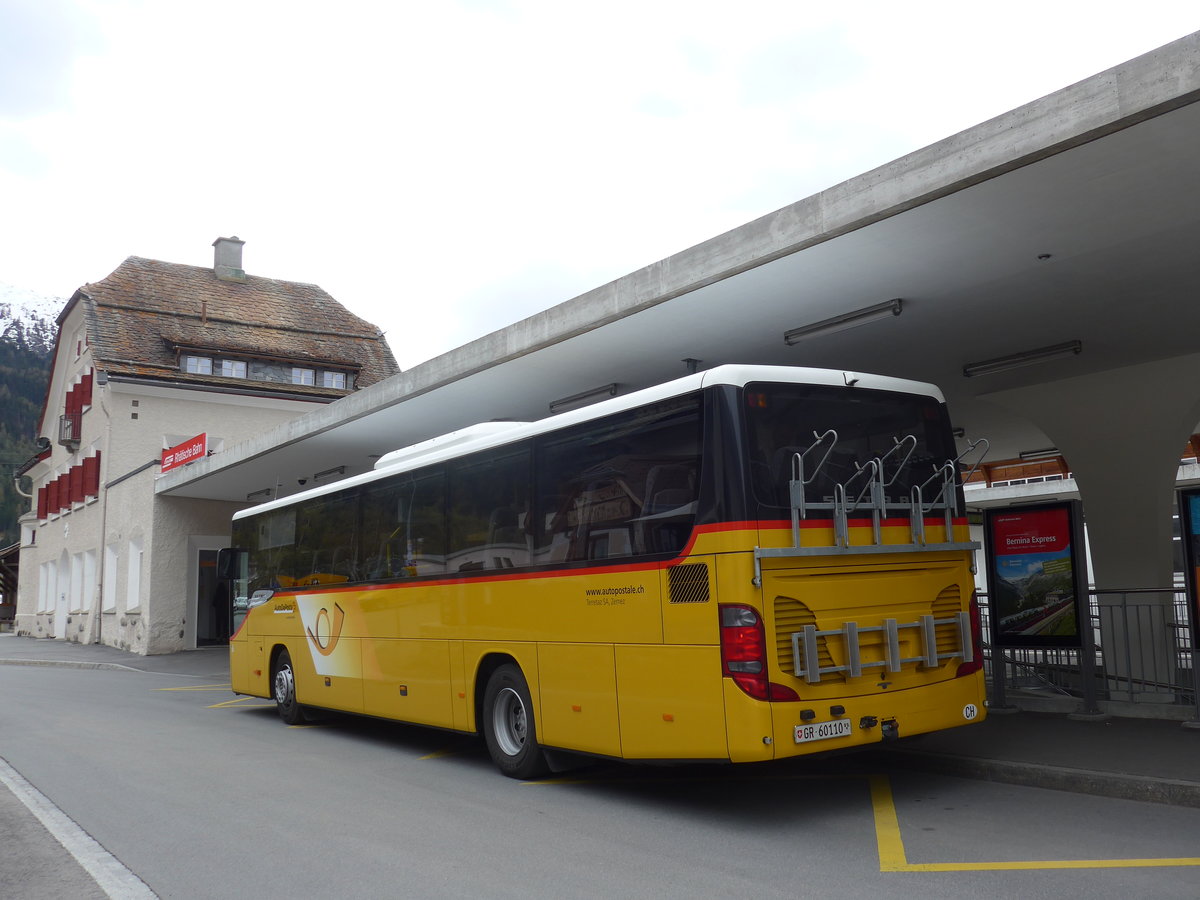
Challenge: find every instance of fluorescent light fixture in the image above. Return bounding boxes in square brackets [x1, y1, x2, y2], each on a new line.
[783, 298, 903, 345]
[549, 383, 618, 414]
[313, 465, 346, 481]
[246, 487, 272, 501]
[1018, 447, 1061, 461]
[962, 340, 1081, 378]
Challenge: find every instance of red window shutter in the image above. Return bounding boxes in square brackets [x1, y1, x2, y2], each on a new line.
[65, 385, 79, 416]
[80, 372, 93, 407]
[47, 479, 58, 512]
[58, 474, 71, 511]
[70, 465, 84, 504]
[37, 486, 48, 519]
[84, 453, 101, 497]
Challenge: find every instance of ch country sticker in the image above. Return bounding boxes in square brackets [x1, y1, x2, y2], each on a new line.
[306, 603, 346, 657]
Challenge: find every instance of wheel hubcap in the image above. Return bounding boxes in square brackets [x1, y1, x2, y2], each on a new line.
[493, 686, 527, 757]
[275, 665, 294, 706]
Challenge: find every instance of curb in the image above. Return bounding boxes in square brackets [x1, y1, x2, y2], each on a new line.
[0, 658, 140, 673]
[878, 748, 1200, 809]
[0, 658, 224, 678]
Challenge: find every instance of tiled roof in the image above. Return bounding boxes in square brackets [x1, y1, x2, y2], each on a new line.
[73, 256, 399, 395]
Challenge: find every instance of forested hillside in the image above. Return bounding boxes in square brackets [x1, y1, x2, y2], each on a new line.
[1, 290, 59, 547]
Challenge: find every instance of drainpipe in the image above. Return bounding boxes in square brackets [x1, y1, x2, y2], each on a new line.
[92, 374, 111, 646]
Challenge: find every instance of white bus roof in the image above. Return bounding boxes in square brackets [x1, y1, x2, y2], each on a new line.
[233, 364, 944, 520]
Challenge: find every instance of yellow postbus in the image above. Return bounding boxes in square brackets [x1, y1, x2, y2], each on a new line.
[224, 365, 987, 778]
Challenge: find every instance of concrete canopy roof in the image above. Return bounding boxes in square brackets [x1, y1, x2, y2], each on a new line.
[158, 32, 1200, 504]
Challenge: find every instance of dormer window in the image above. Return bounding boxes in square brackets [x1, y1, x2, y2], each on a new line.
[291, 367, 315, 386]
[320, 371, 347, 389]
[219, 359, 247, 378]
[183, 355, 213, 375]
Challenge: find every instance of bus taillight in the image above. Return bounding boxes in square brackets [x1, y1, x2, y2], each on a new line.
[956, 591, 984, 678]
[719, 604, 799, 701]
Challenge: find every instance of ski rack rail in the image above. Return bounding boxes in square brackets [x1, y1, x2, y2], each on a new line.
[790, 612, 975, 683]
[753, 433, 988, 585]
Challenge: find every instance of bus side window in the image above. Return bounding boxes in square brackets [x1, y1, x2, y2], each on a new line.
[294, 489, 357, 585]
[535, 394, 702, 563]
[360, 470, 447, 580]
[637, 463, 697, 554]
[448, 447, 531, 571]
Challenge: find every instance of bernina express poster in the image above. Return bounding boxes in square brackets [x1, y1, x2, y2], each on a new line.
[984, 502, 1085, 648]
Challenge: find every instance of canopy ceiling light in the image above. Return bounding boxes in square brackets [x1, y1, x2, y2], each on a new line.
[1018, 447, 1062, 461]
[549, 383, 618, 414]
[962, 340, 1082, 378]
[783, 298, 903, 345]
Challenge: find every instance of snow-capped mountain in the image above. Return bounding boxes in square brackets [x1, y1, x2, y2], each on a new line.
[0, 283, 64, 353]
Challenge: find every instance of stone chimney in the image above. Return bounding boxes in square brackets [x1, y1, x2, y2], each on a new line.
[213, 236, 246, 282]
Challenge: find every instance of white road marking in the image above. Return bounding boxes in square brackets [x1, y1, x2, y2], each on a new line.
[0, 756, 158, 899]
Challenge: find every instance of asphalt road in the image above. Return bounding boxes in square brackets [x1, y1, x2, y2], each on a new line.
[3, 665, 1199, 899]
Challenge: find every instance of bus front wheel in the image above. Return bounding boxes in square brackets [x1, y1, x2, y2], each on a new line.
[483, 664, 548, 779]
[273, 649, 307, 726]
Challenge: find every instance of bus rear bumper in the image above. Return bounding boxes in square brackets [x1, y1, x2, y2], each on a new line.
[726, 673, 987, 762]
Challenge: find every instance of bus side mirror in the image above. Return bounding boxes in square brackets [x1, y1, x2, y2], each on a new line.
[217, 548, 248, 580]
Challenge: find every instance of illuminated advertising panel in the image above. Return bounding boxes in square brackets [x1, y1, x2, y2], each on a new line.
[984, 501, 1085, 648]
[1178, 488, 1200, 670]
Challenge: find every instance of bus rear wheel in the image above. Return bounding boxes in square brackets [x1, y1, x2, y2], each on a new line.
[483, 664, 548, 779]
[273, 649, 307, 726]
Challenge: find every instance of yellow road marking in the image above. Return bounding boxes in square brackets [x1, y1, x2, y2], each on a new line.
[869, 773, 1200, 871]
[420, 747, 464, 760]
[523, 770, 1200, 870]
[868, 774, 909, 870]
[207, 696, 275, 709]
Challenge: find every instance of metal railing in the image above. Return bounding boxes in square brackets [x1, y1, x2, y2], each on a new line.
[979, 589, 1198, 717]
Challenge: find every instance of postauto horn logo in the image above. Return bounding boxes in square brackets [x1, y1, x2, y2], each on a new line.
[306, 603, 346, 657]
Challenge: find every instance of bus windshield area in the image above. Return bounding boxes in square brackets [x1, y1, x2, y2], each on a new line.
[743, 382, 957, 518]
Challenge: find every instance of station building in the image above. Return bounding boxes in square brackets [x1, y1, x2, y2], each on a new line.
[13, 238, 398, 653]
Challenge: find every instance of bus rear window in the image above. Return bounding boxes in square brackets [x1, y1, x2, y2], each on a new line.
[743, 383, 955, 512]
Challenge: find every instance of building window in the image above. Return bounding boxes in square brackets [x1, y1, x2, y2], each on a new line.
[83, 550, 96, 614]
[103, 544, 118, 612]
[183, 355, 213, 375]
[220, 359, 247, 378]
[127, 536, 143, 611]
[320, 371, 347, 389]
[70, 552, 84, 613]
[38, 562, 50, 613]
[291, 367, 315, 386]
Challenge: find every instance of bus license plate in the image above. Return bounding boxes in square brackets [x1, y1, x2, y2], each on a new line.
[794, 719, 853, 744]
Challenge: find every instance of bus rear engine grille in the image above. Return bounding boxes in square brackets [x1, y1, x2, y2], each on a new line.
[933, 585, 963, 656]
[774, 596, 843, 684]
[668, 563, 711, 603]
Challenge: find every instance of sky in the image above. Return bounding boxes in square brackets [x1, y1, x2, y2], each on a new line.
[1, 1, 1196, 370]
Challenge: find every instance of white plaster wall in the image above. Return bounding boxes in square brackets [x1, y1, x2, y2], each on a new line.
[16, 345, 323, 653]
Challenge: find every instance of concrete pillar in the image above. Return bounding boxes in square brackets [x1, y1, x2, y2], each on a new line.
[980, 353, 1200, 701]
